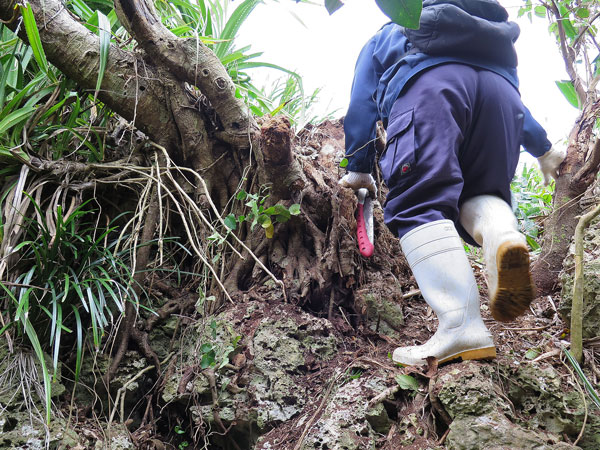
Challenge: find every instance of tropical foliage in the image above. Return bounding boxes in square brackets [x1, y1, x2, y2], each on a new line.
[0, 0, 324, 421]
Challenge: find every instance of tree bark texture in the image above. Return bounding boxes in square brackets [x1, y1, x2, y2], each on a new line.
[532, 99, 600, 295]
[0, 0, 411, 312]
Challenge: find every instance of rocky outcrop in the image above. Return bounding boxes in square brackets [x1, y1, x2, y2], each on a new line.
[161, 301, 341, 448]
[432, 361, 599, 450]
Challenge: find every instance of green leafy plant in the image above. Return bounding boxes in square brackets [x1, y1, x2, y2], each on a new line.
[0, 24, 112, 165]
[510, 163, 555, 250]
[0, 197, 138, 421]
[395, 374, 420, 392]
[198, 319, 241, 369]
[225, 188, 300, 238]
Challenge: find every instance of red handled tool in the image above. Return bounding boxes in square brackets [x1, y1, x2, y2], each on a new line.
[356, 188, 374, 257]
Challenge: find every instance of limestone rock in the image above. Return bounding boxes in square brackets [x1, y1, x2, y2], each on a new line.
[432, 362, 582, 450]
[257, 373, 392, 450]
[162, 301, 340, 447]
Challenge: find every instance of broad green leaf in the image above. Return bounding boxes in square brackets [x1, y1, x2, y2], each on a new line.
[376, 0, 422, 29]
[258, 214, 272, 229]
[524, 348, 540, 359]
[340, 158, 349, 168]
[200, 350, 216, 368]
[555, 80, 580, 109]
[325, 0, 344, 15]
[576, 7, 590, 19]
[263, 204, 288, 217]
[224, 214, 237, 230]
[557, 4, 577, 39]
[289, 204, 301, 215]
[395, 374, 419, 391]
[200, 343, 212, 353]
[534, 5, 546, 17]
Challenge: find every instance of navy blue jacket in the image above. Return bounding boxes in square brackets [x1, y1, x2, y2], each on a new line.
[344, 21, 552, 173]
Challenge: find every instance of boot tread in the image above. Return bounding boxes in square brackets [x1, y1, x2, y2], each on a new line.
[438, 346, 497, 364]
[491, 242, 536, 322]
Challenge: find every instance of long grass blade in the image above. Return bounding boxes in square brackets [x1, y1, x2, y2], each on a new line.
[71, 305, 83, 381]
[52, 303, 62, 380]
[0, 38, 22, 108]
[0, 72, 46, 120]
[214, 0, 261, 59]
[94, 12, 111, 101]
[0, 106, 36, 135]
[23, 318, 52, 424]
[86, 286, 100, 347]
[563, 347, 600, 409]
[68, 0, 94, 21]
[20, 3, 56, 82]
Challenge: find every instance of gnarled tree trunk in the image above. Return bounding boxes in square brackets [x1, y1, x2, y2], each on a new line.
[533, 92, 600, 295]
[0, 0, 407, 365]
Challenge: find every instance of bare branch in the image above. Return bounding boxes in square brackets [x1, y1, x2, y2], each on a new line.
[550, 0, 587, 103]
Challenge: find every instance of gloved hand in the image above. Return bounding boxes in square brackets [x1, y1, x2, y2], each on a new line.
[339, 171, 377, 198]
[537, 146, 567, 185]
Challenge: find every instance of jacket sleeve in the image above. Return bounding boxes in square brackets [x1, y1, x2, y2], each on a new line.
[522, 106, 552, 157]
[343, 36, 381, 173]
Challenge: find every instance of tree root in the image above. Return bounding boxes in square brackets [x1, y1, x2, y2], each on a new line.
[428, 378, 452, 426]
[204, 368, 242, 450]
[105, 189, 160, 384]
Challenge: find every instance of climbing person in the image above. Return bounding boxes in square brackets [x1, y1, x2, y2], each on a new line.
[339, 0, 566, 366]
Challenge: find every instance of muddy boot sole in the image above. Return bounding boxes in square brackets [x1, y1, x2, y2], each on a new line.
[490, 242, 536, 322]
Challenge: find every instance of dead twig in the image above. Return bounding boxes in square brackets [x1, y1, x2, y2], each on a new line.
[402, 289, 421, 300]
[367, 384, 400, 409]
[438, 428, 451, 446]
[293, 370, 343, 450]
[532, 348, 561, 363]
[108, 365, 155, 424]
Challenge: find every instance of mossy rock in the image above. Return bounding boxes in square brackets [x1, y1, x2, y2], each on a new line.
[164, 302, 341, 448]
[433, 362, 581, 450]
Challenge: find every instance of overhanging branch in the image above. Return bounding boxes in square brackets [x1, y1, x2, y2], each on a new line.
[113, 0, 257, 146]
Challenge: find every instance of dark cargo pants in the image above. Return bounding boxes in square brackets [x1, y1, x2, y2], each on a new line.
[379, 63, 524, 244]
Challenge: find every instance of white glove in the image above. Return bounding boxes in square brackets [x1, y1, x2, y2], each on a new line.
[339, 171, 377, 198]
[537, 146, 567, 185]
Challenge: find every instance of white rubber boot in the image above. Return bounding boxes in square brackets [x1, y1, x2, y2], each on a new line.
[392, 220, 496, 366]
[459, 195, 536, 322]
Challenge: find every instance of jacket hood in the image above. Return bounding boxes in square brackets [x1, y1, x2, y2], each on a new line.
[422, 0, 509, 22]
[404, 0, 520, 67]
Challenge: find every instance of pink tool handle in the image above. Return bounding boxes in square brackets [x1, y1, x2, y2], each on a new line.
[356, 203, 374, 258]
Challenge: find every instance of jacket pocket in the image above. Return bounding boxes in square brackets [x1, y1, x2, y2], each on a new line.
[379, 108, 415, 185]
